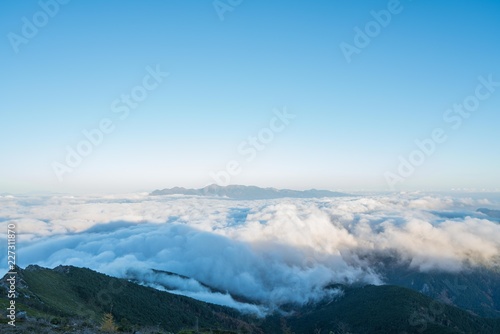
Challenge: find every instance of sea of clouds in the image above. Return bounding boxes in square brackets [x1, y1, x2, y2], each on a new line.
[1, 192, 499, 314]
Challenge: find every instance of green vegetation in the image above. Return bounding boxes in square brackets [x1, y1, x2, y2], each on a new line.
[0, 265, 263, 333]
[383, 264, 500, 318]
[1, 265, 499, 333]
[279, 285, 500, 333]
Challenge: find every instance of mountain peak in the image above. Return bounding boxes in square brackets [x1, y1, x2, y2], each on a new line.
[150, 184, 349, 200]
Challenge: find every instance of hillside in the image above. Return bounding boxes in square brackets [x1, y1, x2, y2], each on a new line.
[0, 265, 262, 333]
[383, 265, 500, 318]
[1, 265, 500, 333]
[276, 285, 500, 334]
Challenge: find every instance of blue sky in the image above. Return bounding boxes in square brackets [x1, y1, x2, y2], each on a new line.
[1, 0, 499, 194]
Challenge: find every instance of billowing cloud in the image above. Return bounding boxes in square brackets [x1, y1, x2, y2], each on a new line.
[1, 192, 499, 313]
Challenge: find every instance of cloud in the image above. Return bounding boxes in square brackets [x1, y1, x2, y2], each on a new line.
[1, 192, 499, 313]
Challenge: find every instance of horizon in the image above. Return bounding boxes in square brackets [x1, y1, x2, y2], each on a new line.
[3, 181, 500, 195]
[3, 184, 500, 197]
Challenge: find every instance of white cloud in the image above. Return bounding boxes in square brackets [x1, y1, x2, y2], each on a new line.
[0, 192, 499, 313]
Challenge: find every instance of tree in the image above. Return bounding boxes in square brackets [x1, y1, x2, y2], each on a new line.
[101, 313, 118, 332]
[280, 319, 294, 334]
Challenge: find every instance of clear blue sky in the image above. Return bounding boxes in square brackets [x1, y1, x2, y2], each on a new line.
[1, 0, 499, 193]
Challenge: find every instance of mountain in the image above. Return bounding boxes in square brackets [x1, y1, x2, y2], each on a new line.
[2, 265, 500, 333]
[477, 208, 500, 220]
[267, 284, 500, 334]
[150, 184, 349, 200]
[381, 264, 500, 318]
[0, 265, 263, 333]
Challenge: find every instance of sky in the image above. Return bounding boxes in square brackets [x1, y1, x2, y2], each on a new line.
[1, 0, 500, 194]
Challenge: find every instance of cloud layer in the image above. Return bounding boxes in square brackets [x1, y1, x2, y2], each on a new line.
[1, 192, 499, 313]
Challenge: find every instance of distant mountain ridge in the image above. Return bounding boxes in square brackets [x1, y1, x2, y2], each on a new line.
[477, 208, 500, 220]
[150, 184, 349, 200]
